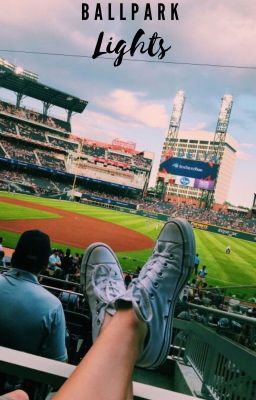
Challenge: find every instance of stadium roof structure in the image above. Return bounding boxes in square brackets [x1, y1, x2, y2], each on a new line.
[0, 66, 88, 114]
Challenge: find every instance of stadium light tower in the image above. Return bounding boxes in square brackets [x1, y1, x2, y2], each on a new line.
[165, 90, 185, 150]
[156, 90, 185, 198]
[205, 94, 233, 208]
[213, 94, 233, 162]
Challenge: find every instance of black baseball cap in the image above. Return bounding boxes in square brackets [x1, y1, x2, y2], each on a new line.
[11, 230, 51, 273]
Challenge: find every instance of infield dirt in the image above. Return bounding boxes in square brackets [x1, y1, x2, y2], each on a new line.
[0, 196, 153, 251]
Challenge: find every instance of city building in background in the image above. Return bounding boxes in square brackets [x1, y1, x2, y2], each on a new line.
[157, 92, 237, 207]
[161, 130, 237, 205]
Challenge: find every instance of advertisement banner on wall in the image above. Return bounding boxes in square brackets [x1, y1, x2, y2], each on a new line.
[159, 157, 218, 180]
[175, 175, 195, 187]
[194, 179, 215, 191]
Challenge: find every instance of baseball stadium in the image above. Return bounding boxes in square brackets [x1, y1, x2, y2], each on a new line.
[0, 59, 255, 400]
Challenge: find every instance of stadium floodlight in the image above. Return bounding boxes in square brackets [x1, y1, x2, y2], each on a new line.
[168, 90, 185, 133]
[215, 94, 233, 135]
[204, 94, 233, 209]
[0, 57, 15, 72]
[164, 90, 185, 153]
[15, 66, 24, 75]
[156, 90, 186, 199]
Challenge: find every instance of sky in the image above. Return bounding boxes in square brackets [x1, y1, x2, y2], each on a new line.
[0, 0, 255, 207]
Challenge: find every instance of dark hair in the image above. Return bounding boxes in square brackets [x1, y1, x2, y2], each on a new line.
[11, 230, 51, 274]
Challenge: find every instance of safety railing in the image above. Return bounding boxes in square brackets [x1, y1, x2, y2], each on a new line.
[172, 318, 256, 400]
[0, 346, 196, 400]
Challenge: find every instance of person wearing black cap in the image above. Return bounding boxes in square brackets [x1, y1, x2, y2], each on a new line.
[0, 230, 67, 362]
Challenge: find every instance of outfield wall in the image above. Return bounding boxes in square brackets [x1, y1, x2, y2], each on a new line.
[190, 221, 256, 242]
[82, 199, 256, 243]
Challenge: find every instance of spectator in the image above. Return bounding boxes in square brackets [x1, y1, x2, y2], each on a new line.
[194, 253, 200, 275]
[124, 272, 132, 288]
[61, 248, 73, 278]
[0, 250, 6, 267]
[59, 285, 80, 311]
[197, 265, 208, 286]
[48, 249, 62, 273]
[0, 230, 67, 361]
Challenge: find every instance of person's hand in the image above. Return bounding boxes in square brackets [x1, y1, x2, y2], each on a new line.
[0, 389, 29, 400]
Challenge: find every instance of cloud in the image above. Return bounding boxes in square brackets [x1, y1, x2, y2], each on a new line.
[72, 109, 133, 142]
[0, 0, 255, 206]
[94, 89, 169, 129]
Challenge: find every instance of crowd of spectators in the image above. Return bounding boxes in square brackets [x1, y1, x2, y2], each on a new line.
[0, 113, 80, 156]
[170, 204, 256, 233]
[47, 135, 78, 152]
[0, 153, 255, 233]
[132, 154, 152, 171]
[17, 122, 47, 143]
[82, 144, 152, 172]
[0, 100, 69, 132]
[1, 139, 37, 164]
[82, 143, 106, 158]
[36, 150, 66, 170]
[137, 199, 256, 234]
[45, 248, 83, 282]
[175, 256, 256, 351]
[78, 187, 139, 204]
[107, 151, 131, 165]
[0, 168, 68, 196]
[0, 138, 66, 171]
[176, 283, 256, 351]
[0, 116, 17, 135]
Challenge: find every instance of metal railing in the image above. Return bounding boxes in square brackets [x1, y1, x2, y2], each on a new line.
[172, 318, 256, 400]
[0, 347, 196, 400]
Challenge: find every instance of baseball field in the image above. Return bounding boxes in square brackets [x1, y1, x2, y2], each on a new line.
[0, 191, 255, 299]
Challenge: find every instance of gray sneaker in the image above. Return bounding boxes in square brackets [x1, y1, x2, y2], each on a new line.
[117, 218, 195, 369]
[80, 243, 126, 342]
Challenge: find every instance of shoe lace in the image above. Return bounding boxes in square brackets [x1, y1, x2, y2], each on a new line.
[130, 243, 180, 322]
[130, 279, 153, 322]
[92, 264, 124, 314]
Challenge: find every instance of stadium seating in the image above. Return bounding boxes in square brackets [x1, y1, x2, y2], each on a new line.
[0, 100, 70, 132]
[82, 143, 106, 157]
[18, 123, 47, 143]
[1, 138, 38, 164]
[0, 146, 6, 158]
[36, 150, 66, 170]
[0, 100, 255, 234]
[0, 168, 69, 195]
[0, 116, 17, 135]
[47, 135, 79, 152]
[133, 154, 152, 170]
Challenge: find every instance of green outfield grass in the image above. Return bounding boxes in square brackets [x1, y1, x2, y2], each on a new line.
[0, 202, 59, 221]
[0, 192, 255, 299]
